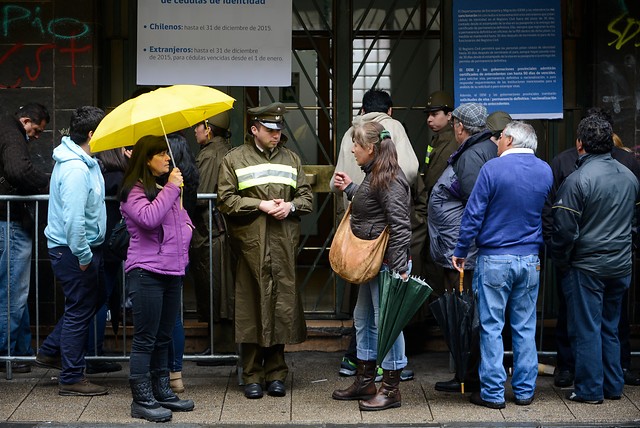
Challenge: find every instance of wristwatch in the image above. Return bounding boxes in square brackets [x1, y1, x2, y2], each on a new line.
[290, 202, 296, 213]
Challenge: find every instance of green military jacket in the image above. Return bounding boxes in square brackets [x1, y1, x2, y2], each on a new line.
[424, 126, 458, 196]
[217, 136, 313, 346]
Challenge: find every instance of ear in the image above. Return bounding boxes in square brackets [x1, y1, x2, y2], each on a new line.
[507, 136, 515, 149]
[250, 124, 258, 136]
[387, 107, 393, 116]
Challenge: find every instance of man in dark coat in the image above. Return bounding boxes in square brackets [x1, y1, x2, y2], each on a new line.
[543, 110, 640, 389]
[0, 103, 50, 374]
[190, 111, 236, 359]
[551, 115, 639, 404]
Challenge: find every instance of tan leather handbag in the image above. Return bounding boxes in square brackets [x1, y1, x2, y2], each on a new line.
[329, 204, 390, 284]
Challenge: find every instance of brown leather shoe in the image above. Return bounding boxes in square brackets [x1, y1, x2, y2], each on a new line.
[359, 369, 402, 411]
[35, 353, 62, 371]
[332, 360, 377, 400]
[59, 377, 108, 396]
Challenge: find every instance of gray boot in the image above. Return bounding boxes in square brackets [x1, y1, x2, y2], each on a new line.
[130, 374, 172, 422]
[151, 369, 195, 412]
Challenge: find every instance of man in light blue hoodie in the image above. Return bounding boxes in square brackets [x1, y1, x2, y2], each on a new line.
[35, 106, 108, 397]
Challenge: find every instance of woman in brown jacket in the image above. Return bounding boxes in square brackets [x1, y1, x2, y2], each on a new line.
[331, 121, 412, 411]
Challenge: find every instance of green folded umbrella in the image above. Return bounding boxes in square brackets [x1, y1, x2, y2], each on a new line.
[377, 270, 433, 365]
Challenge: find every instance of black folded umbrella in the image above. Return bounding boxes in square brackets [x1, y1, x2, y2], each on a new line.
[428, 270, 479, 393]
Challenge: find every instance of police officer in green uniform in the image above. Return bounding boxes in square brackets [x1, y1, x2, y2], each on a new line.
[422, 91, 458, 302]
[423, 91, 457, 196]
[217, 102, 313, 399]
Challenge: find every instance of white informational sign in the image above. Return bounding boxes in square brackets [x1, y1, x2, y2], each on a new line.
[137, 0, 292, 86]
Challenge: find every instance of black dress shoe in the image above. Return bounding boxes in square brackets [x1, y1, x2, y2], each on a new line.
[244, 383, 263, 399]
[434, 377, 479, 393]
[267, 380, 286, 397]
[514, 395, 534, 405]
[554, 370, 574, 388]
[565, 391, 602, 404]
[435, 377, 461, 392]
[0, 361, 31, 373]
[623, 369, 640, 386]
[470, 391, 506, 409]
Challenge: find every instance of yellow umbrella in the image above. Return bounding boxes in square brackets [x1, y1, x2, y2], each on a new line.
[89, 85, 235, 153]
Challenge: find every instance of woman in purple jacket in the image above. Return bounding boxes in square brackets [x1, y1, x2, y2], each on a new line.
[119, 135, 194, 422]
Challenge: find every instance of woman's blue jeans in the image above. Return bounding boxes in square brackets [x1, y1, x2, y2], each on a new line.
[168, 310, 185, 372]
[353, 266, 408, 370]
[127, 268, 182, 377]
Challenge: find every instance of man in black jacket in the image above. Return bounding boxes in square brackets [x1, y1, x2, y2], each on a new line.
[542, 109, 640, 389]
[551, 115, 639, 404]
[0, 103, 50, 373]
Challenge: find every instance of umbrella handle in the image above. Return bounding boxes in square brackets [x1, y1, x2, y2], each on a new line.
[159, 117, 184, 209]
[459, 270, 464, 293]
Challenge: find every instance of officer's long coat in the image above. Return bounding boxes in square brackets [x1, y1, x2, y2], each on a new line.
[217, 136, 313, 346]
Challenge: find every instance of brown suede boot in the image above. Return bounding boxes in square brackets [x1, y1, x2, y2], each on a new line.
[332, 360, 377, 400]
[359, 369, 402, 411]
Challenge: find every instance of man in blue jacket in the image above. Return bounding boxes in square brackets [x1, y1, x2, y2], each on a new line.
[551, 115, 639, 404]
[452, 121, 552, 408]
[35, 106, 108, 396]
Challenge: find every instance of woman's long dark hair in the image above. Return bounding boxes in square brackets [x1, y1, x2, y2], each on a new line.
[166, 132, 199, 218]
[96, 147, 128, 173]
[353, 121, 400, 191]
[119, 135, 169, 202]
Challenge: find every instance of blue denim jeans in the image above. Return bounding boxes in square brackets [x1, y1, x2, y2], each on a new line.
[86, 259, 119, 356]
[354, 266, 408, 370]
[475, 254, 540, 403]
[0, 221, 33, 356]
[127, 268, 182, 377]
[168, 312, 185, 372]
[562, 268, 629, 401]
[39, 247, 104, 384]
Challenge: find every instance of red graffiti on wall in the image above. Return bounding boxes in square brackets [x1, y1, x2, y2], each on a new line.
[0, 5, 92, 88]
[0, 39, 92, 88]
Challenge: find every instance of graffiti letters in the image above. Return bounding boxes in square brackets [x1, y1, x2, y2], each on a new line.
[3, 5, 90, 39]
[608, 13, 640, 49]
[0, 5, 92, 88]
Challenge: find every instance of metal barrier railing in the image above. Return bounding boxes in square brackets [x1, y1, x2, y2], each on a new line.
[2, 194, 637, 379]
[1, 194, 238, 380]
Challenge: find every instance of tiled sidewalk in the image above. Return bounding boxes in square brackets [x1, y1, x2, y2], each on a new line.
[2, 351, 640, 426]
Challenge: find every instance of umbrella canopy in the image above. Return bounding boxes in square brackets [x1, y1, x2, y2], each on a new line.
[377, 271, 433, 365]
[89, 85, 235, 153]
[428, 271, 479, 393]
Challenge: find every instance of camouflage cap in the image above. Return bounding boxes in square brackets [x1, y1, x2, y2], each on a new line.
[424, 91, 454, 113]
[248, 102, 287, 130]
